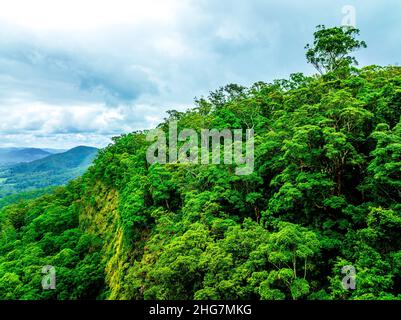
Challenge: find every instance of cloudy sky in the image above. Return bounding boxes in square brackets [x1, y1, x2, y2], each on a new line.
[0, 0, 400, 148]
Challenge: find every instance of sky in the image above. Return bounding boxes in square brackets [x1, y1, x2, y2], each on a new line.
[0, 0, 400, 149]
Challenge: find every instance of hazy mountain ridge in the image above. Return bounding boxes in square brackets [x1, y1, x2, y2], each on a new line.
[0, 147, 67, 165]
[0, 148, 51, 165]
[0, 146, 98, 198]
[10, 146, 98, 174]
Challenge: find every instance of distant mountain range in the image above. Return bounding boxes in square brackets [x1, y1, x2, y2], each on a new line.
[0, 146, 98, 200]
[0, 148, 50, 165]
[0, 147, 67, 165]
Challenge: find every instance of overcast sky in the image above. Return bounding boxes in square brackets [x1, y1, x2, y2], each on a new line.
[0, 0, 400, 148]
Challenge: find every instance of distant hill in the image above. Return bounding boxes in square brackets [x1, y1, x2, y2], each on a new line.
[0, 147, 51, 165]
[0, 146, 98, 198]
[42, 148, 67, 154]
[11, 146, 98, 174]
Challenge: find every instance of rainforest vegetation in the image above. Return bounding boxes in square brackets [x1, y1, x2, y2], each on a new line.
[1, 26, 401, 300]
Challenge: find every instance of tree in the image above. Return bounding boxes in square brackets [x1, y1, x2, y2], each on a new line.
[305, 25, 367, 74]
[264, 222, 320, 300]
[366, 122, 401, 203]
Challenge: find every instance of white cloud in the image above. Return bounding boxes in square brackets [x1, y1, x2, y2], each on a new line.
[0, 0, 185, 31]
[0, 0, 400, 148]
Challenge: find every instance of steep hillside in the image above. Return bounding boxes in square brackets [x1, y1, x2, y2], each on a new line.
[0, 64, 401, 300]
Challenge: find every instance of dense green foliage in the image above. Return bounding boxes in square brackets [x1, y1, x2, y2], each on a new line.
[0, 187, 56, 210]
[0, 146, 98, 198]
[0, 27, 401, 300]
